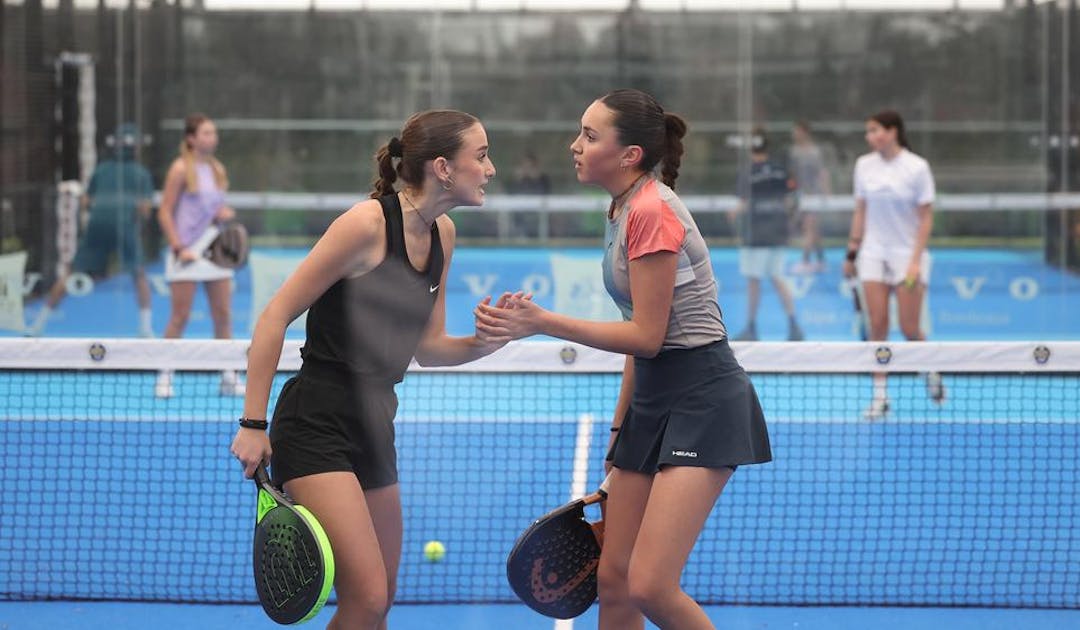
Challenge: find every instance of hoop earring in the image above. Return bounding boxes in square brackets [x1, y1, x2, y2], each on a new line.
[441, 176, 455, 191]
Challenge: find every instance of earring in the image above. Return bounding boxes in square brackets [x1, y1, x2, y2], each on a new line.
[441, 176, 455, 191]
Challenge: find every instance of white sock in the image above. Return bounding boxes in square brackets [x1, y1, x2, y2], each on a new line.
[139, 308, 153, 336]
[30, 306, 53, 334]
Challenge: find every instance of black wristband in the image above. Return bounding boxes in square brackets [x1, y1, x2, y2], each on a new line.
[846, 248, 858, 262]
[610, 426, 621, 433]
[238, 418, 268, 430]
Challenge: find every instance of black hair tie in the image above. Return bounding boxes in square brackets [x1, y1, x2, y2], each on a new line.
[387, 137, 404, 158]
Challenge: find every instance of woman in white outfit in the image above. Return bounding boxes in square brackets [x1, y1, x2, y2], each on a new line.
[155, 113, 244, 398]
[844, 110, 943, 418]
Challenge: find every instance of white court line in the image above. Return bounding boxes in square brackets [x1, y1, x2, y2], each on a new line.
[554, 412, 595, 630]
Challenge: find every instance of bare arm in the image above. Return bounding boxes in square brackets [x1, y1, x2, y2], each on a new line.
[477, 251, 677, 358]
[413, 217, 509, 367]
[605, 355, 634, 471]
[911, 202, 933, 263]
[848, 197, 867, 251]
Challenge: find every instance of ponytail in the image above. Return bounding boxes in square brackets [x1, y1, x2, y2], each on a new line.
[661, 113, 687, 189]
[370, 136, 402, 199]
[180, 140, 197, 193]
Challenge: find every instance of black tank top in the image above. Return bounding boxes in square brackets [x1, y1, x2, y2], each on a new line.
[300, 193, 444, 384]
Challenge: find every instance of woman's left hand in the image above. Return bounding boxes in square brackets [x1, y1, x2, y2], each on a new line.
[216, 206, 236, 222]
[475, 291, 544, 341]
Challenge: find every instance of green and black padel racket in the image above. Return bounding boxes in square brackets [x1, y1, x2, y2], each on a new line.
[253, 466, 335, 625]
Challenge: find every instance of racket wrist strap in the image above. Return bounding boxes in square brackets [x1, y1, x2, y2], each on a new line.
[238, 418, 268, 430]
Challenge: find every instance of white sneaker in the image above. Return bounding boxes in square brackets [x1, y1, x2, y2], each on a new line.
[863, 396, 890, 420]
[155, 371, 174, 399]
[220, 371, 246, 397]
[925, 371, 945, 404]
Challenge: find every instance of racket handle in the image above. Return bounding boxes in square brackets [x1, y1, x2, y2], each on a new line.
[254, 465, 270, 486]
[598, 472, 612, 497]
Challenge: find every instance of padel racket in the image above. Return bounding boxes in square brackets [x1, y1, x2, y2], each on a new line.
[253, 466, 335, 625]
[848, 271, 869, 341]
[506, 482, 607, 619]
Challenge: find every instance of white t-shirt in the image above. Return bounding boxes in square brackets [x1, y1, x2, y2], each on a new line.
[853, 149, 935, 257]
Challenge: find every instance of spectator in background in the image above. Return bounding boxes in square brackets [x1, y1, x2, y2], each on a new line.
[507, 152, 551, 195]
[730, 128, 804, 342]
[789, 120, 831, 273]
[28, 123, 154, 337]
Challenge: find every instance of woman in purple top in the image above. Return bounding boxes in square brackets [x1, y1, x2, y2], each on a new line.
[156, 113, 243, 398]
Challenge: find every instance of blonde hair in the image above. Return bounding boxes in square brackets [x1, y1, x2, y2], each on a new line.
[180, 113, 229, 193]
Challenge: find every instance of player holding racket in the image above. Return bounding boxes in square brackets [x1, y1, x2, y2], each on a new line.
[477, 89, 772, 630]
[844, 110, 944, 418]
[231, 110, 516, 630]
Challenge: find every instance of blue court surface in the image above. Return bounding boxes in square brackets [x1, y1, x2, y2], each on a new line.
[1, 601, 1079, 630]
[14, 246, 1080, 340]
[3, 247, 1078, 628]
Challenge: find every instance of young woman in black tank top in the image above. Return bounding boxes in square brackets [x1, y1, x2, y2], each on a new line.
[231, 110, 515, 630]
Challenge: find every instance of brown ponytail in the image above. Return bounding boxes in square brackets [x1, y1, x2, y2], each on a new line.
[599, 89, 688, 190]
[661, 113, 687, 189]
[369, 110, 480, 199]
[371, 137, 401, 198]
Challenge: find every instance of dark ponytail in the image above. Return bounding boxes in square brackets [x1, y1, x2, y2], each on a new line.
[661, 113, 687, 189]
[371, 137, 401, 198]
[369, 111, 480, 199]
[869, 110, 911, 151]
[599, 88, 688, 190]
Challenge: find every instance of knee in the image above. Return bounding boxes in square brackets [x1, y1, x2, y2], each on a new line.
[337, 579, 388, 628]
[168, 310, 189, 327]
[210, 303, 231, 322]
[597, 557, 630, 604]
[900, 324, 922, 341]
[383, 581, 397, 618]
[868, 315, 889, 338]
[626, 564, 676, 617]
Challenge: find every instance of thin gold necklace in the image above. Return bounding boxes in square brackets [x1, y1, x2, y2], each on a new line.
[401, 191, 434, 229]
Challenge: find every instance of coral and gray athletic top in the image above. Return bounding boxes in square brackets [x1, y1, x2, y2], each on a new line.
[602, 175, 727, 351]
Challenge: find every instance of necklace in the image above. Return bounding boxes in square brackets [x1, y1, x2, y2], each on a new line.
[608, 172, 649, 220]
[401, 191, 434, 229]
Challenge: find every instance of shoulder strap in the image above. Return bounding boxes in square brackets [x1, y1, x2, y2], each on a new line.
[428, 220, 445, 285]
[377, 193, 405, 258]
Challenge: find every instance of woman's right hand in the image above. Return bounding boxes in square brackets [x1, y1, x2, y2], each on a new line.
[230, 427, 272, 478]
[842, 259, 856, 279]
[177, 248, 198, 264]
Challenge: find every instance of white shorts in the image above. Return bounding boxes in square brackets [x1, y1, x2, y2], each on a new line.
[164, 251, 234, 283]
[739, 247, 786, 279]
[857, 250, 931, 286]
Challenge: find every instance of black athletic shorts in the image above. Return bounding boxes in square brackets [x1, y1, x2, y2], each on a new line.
[269, 360, 399, 490]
